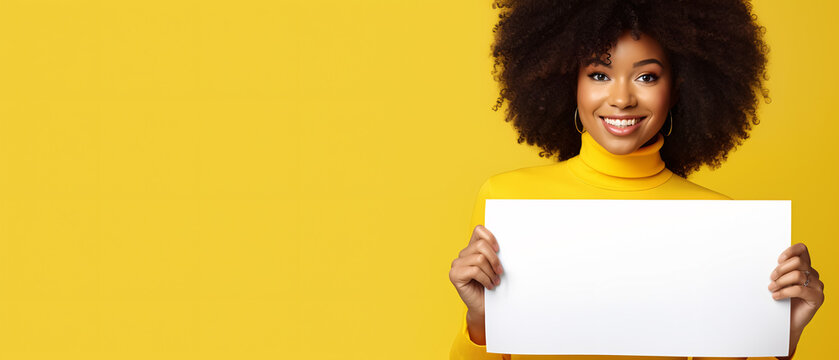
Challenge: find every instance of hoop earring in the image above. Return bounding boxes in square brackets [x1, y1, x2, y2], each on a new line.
[662, 111, 673, 137]
[574, 108, 585, 134]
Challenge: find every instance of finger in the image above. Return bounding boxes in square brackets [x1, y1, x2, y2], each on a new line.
[802, 273, 825, 292]
[457, 237, 488, 258]
[770, 256, 807, 281]
[768, 270, 808, 292]
[772, 285, 825, 307]
[464, 265, 496, 290]
[471, 225, 499, 252]
[473, 240, 503, 275]
[465, 253, 501, 286]
[810, 267, 820, 280]
[779, 243, 811, 267]
[449, 259, 496, 289]
[812, 278, 825, 292]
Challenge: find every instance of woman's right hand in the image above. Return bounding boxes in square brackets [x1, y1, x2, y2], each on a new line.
[449, 225, 504, 319]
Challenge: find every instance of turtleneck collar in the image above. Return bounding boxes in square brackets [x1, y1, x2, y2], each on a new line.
[567, 131, 672, 191]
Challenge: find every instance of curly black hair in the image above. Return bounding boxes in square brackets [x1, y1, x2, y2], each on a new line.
[490, 0, 769, 177]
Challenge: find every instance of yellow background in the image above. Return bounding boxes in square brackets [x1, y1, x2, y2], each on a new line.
[0, 1, 834, 359]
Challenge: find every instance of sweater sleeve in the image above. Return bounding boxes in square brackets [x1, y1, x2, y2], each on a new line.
[451, 178, 505, 359]
[449, 308, 506, 360]
[468, 178, 493, 231]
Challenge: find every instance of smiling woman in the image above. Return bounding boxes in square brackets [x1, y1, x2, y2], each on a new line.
[447, 0, 825, 359]
[485, 0, 772, 178]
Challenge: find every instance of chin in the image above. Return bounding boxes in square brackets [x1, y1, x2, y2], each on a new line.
[591, 132, 643, 155]
[602, 143, 638, 155]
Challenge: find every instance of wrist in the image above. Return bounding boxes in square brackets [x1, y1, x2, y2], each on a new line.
[777, 330, 803, 360]
[465, 309, 487, 345]
[466, 309, 485, 329]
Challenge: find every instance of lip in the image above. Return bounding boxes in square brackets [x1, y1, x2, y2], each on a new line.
[600, 114, 646, 120]
[600, 115, 646, 136]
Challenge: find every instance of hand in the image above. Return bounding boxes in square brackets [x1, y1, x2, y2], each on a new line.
[768, 243, 825, 352]
[449, 225, 504, 318]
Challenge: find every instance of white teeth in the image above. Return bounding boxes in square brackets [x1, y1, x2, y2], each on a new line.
[603, 117, 641, 127]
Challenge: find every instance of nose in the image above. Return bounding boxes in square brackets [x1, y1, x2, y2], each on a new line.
[608, 79, 637, 109]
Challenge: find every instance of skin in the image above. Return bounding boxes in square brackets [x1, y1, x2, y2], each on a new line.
[576, 31, 675, 154]
[448, 32, 825, 359]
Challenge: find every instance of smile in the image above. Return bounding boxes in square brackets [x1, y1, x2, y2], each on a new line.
[599, 116, 646, 136]
[600, 116, 646, 128]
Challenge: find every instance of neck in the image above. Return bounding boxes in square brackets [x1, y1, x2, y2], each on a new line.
[566, 132, 672, 190]
[578, 131, 665, 178]
[641, 134, 660, 148]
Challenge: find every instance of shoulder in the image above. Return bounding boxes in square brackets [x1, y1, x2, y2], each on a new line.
[475, 162, 571, 198]
[486, 161, 565, 185]
[664, 174, 732, 200]
[487, 161, 567, 183]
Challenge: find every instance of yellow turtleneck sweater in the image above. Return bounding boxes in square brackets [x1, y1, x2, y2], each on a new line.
[450, 132, 777, 360]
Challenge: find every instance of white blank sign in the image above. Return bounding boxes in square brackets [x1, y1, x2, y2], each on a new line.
[484, 199, 790, 357]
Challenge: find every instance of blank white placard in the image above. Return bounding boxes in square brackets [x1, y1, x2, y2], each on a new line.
[484, 199, 790, 357]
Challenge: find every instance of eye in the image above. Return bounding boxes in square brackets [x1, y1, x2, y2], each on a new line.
[637, 73, 659, 83]
[587, 72, 609, 81]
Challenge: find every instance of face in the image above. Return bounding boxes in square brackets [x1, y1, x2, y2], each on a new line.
[576, 31, 675, 155]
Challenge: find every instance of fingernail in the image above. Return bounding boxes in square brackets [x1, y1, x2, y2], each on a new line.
[495, 277, 501, 285]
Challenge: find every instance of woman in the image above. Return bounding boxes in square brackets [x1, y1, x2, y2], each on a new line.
[448, 1, 825, 359]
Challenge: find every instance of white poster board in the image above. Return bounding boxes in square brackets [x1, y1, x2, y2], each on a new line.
[484, 199, 790, 357]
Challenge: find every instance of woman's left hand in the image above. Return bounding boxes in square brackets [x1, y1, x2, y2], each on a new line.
[768, 243, 825, 348]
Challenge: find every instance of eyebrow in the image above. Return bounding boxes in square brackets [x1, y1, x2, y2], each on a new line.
[592, 58, 664, 68]
[633, 59, 664, 67]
